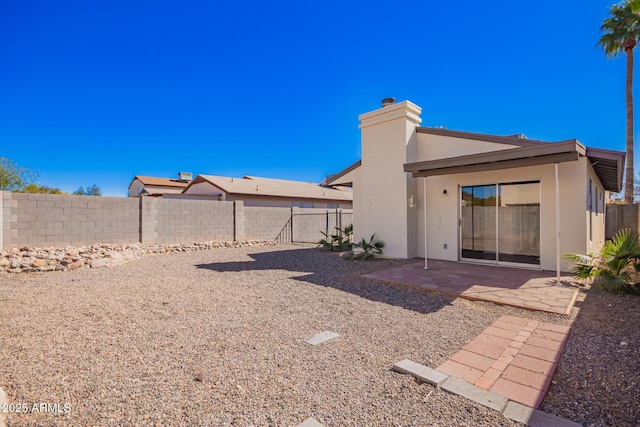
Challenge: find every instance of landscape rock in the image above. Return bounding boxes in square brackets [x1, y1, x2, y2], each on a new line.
[69, 260, 85, 270]
[0, 240, 276, 275]
[89, 259, 107, 269]
[31, 259, 47, 268]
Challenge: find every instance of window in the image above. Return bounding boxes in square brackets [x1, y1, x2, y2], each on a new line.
[291, 202, 314, 208]
[460, 181, 540, 265]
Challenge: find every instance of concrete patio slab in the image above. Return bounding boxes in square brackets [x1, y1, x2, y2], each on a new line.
[304, 331, 339, 346]
[363, 260, 579, 314]
[436, 315, 571, 408]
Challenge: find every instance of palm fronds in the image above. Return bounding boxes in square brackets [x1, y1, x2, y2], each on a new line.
[564, 228, 640, 294]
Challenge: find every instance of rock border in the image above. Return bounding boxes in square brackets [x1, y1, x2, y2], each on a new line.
[0, 240, 276, 274]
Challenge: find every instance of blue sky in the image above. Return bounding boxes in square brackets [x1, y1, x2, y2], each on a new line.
[0, 0, 632, 196]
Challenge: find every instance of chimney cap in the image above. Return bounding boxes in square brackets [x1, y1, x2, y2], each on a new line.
[381, 97, 396, 107]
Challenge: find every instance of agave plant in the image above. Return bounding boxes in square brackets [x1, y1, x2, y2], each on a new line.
[564, 228, 640, 294]
[318, 224, 353, 252]
[350, 234, 385, 260]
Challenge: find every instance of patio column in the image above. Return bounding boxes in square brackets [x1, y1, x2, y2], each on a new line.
[424, 177, 428, 269]
[555, 163, 560, 285]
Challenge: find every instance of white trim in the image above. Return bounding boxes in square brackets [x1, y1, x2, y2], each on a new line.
[555, 163, 561, 285]
[424, 177, 428, 269]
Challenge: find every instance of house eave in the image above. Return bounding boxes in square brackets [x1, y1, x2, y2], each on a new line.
[404, 140, 586, 178]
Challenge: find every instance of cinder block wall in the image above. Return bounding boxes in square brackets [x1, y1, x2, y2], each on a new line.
[244, 206, 292, 240]
[605, 203, 640, 240]
[2, 192, 139, 248]
[0, 191, 352, 250]
[154, 198, 234, 244]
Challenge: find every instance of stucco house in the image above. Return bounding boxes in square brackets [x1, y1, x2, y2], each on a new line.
[181, 175, 353, 208]
[327, 99, 625, 273]
[128, 173, 192, 197]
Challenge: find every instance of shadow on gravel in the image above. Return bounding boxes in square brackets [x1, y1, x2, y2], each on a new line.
[540, 286, 640, 427]
[195, 247, 453, 315]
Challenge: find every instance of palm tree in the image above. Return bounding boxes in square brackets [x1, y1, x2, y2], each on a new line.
[599, 1, 640, 203]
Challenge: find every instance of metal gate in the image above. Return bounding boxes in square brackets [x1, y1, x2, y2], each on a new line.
[275, 210, 353, 243]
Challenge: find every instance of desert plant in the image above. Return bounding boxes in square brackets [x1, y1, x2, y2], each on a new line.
[598, 2, 640, 202]
[318, 224, 353, 251]
[350, 234, 385, 260]
[564, 228, 640, 294]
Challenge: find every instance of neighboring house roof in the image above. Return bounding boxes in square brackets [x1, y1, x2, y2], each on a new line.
[324, 160, 361, 186]
[327, 127, 626, 193]
[129, 176, 191, 189]
[184, 175, 353, 201]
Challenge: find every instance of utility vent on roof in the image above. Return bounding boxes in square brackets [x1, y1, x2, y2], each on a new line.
[178, 172, 193, 181]
[506, 133, 528, 140]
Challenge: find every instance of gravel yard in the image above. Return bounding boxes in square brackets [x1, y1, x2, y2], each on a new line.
[0, 244, 638, 426]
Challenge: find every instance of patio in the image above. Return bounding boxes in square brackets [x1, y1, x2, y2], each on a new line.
[363, 259, 579, 314]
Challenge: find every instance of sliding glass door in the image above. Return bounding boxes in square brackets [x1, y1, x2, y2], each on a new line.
[461, 182, 540, 265]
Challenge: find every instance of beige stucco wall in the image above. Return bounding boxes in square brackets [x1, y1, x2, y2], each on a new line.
[586, 161, 606, 255]
[356, 101, 421, 258]
[128, 179, 144, 197]
[354, 100, 602, 271]
[416, 132, 518, 160]
[183, 181, 225, 197]
[413, 158, 589, 272]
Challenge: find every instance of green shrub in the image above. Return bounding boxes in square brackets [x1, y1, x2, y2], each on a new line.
[564, 228, 640, 294]
[318, 224, 353, 252]
[348, 234, 385, 260]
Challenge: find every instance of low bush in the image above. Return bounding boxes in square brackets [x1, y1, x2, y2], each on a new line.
[318, 224, 353, 252]
[564, 228, 640, 294]
[346, 234, 385, 260]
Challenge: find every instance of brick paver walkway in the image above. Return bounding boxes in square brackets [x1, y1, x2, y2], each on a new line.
[363, 260, 579, 314]
[436, 315, 571, 408]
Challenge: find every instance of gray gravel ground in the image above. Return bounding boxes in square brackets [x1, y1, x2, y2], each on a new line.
[541, 285, 640, 427]
[0, 244, 637, 426]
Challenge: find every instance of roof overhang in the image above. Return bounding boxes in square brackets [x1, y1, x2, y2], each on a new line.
[417, 127, 550, 147]
[586, 147, 625, 192]
[404, 140, 587, 178]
